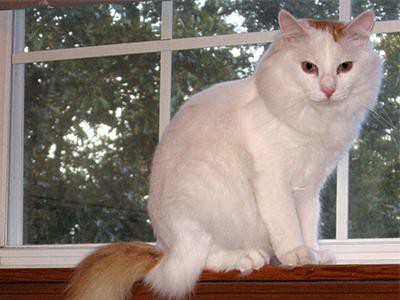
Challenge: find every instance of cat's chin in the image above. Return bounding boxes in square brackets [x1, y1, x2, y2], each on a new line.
[309, 97, 343, 106]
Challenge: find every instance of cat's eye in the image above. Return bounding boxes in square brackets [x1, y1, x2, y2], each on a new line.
[337, 61, 353, 74]
[301, 61, 318, 75]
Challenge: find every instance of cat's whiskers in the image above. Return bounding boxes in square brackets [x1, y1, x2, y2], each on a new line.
[367, 107, 399, 145]
[368, 107, 398, 130]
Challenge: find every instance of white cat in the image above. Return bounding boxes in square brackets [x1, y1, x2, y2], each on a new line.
[67, 9, 382, 300]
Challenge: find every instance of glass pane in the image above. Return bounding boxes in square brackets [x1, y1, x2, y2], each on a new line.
[172, 44, 264, 114]
[349, 33, 400, 238]
[25, 2, 161, 51]
[352, 0, 400, 21]
[24, 54, 159, 244]
[173, 0, 339, 38]
[320, 173, 336, 239]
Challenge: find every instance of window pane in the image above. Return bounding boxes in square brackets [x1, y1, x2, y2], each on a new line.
[349, 33, 400, 238]
[25, 2, 161, 51]
[172, 45, 263, 114]
[352, 0, 400, 21]
[173, 0, 339, 38]
[23, 54, 159, 244]
[320, 173, 336, 239]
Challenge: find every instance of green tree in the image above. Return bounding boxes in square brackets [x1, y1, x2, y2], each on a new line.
[348, 32, 400, 238]
[172, 0, 254, 113]
[25, 3, 162, 243]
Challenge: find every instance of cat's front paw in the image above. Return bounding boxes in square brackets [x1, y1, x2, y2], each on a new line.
[278, 246, 318, 266]
[237, 248, 270, 272]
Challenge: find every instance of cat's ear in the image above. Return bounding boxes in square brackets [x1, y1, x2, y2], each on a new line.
[278, 10, 307, 40]
[344, 10, 375, 45]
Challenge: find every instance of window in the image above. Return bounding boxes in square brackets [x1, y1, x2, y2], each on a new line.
[0, 0, 399, 267]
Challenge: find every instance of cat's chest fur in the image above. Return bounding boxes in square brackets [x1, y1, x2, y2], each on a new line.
[240, 77, 356, 192]
[286, 121, 354, 186]
[286, 136, 342, 192]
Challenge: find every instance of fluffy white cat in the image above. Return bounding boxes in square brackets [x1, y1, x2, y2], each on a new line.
[67, 9, 382, 300]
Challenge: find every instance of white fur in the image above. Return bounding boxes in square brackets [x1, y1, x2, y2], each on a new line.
[145, 10, 382, 298]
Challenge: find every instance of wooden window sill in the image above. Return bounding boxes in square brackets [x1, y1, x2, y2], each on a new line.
[0, 264, 399, 299]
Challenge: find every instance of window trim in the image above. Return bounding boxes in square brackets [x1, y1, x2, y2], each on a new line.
[0, 239, 399, 268]
[1, 265, 399, 299]
[0, 10, 13, 248]
[9, 20, 400, 65]
[8, 9, 25, 246]
[0, 0, 138, 11]
[0, 0, 399, 266]
[159, 0, 173, 138]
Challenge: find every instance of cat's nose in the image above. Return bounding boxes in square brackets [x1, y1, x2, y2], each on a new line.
[321, 87, 335, 98]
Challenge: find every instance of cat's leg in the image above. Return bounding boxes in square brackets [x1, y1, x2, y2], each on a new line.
[295, 191, 336, 264]
[295, 191, 320, 250]
[205, 248, 270, 272]
[253, 174, 317, 266]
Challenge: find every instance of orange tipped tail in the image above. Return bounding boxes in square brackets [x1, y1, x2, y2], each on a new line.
[65, 242, 162, 300]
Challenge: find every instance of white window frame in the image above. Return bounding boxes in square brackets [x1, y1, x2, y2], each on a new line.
[0, 0, 399, 268]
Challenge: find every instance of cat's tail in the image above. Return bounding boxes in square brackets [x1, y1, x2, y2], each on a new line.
[65, 232, 210, 300]
[64, 242, 162, 300]
[144, 225, 211, 299]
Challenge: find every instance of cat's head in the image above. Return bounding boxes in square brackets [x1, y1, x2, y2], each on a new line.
[256, 10, 382, 130]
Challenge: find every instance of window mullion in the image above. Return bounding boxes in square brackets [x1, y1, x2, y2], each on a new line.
[8, 10, 25, 246]
[0, 11, 13, 247]
[335, 0, 352, 240]
[339, 0, 351, 21]
[336, 153, 350, 239]
[159, 0, 173, 140]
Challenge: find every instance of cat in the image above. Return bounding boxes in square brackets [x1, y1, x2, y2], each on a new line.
[66, 9, 382, 300]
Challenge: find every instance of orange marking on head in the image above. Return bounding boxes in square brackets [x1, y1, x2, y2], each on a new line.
[307, 20, 347, 42]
